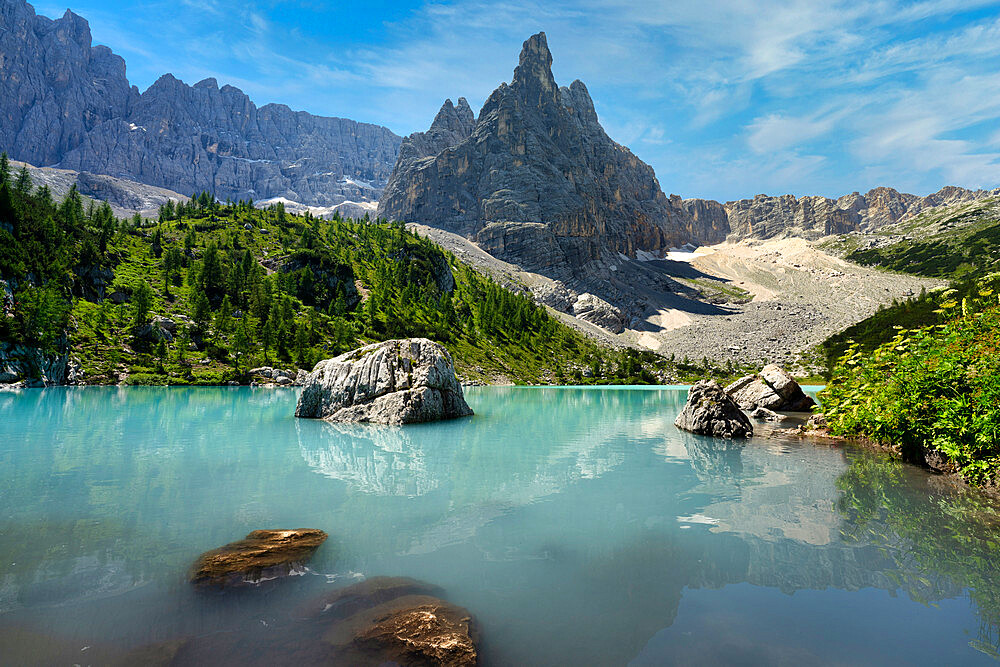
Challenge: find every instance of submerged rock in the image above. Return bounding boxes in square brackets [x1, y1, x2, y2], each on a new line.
[674, 380, 753, 438]
[316, 577, 479, 667]
[189, 528, 327, 589]
[295, 338, 473, 425]
[726, 364, 815, 412]
[750, 406, 784, 422]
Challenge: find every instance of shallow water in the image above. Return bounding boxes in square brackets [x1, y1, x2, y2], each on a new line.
[1, 386, 1000, 665]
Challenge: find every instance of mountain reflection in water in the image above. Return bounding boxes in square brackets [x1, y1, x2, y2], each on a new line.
[0, 386, 998, 665]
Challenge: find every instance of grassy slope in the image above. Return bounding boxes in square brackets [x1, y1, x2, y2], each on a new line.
[818, 197, 1000, 370]
[67, 207, 616, 385]
[816, 197, 1000, 487]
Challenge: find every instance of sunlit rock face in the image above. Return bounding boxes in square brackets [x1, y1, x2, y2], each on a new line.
[295, 339, 473, 425]
[722, 186, 1000, 241]
[0, 0, 401, 205]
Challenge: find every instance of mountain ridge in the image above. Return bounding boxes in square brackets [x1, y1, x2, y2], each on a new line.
[0, 0, 401, 206]
[378, 31, 998, 283]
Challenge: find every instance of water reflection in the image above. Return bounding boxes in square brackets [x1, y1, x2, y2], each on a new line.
[1, 387, 1000, 664]
[298, 422, 444, 497]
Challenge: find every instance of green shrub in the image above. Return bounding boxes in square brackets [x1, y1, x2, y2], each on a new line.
[821, 275, 1000, 485]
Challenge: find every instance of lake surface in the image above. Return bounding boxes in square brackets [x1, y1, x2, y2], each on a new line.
[2, 386, 1000, 665]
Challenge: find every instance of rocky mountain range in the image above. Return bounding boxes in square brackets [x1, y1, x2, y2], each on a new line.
[0, 0, 401, 206]
[379, 32, 998, 289]
[704, 185, 1000, 241]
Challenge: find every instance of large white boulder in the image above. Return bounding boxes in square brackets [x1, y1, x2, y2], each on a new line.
[295, 339, 473, 425]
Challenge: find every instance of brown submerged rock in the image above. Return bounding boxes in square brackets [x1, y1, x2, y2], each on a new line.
[315, 577, 479, 666]
[297, 576, 444, 619]
[189, 529, 328, 589]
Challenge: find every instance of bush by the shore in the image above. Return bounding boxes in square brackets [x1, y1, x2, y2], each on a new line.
[821, 274, 1000, 486]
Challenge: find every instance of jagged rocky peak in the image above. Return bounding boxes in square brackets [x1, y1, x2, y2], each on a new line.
[561, 80, 600, 128]
[0, 0, 137, 166]
[512, 32, 560, 106]
[431, 97, 475, 135]
[378, 31, 698, 284]
[395, 97, 476, 164]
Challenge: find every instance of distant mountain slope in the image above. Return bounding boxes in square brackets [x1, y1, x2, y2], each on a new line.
[11, 160, 187, 219]
[719, 186, 1000, 241]
[0, 0, 401, 206]
[823, 195, 1000, 280]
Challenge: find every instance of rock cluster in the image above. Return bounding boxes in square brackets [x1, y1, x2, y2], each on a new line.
[295, 339, 473, 425]
[0, 0, 400, 207]
[189, 528, 328, 589]
[249, 366, 307, 386]
[674, 380, 754, 438]
[572, 293, 626, 333]
[726, 364, 816, 412]
[135, 315, 177, 343]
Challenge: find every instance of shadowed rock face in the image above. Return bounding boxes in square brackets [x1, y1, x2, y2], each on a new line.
[189, 529, 328, 589]
[295, 339, 473, 425]
[674, 380, 753, 438]
[0, 3, 137, 168]
[378, 32, 715, 282]
[0, 0, 400, 205]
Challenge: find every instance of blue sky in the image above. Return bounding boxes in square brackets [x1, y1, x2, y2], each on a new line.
[31, 0, 1000, 201]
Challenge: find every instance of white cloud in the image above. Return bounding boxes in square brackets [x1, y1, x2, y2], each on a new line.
[746, 113, 839, 154]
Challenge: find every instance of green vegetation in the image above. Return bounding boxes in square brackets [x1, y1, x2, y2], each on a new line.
[820, 275, 1000, 486]
[679, 277, 753, 304]
[1, 153, 750, 386]
[844, 198, 1000, 280]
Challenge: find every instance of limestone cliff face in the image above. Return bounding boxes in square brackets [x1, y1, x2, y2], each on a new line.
[378, 33, 695, 280]
[680, 198, 731, 245]
[0, 3, 137, 168]
[0, 0, 401, 205]
[721, 186, 1000, 241]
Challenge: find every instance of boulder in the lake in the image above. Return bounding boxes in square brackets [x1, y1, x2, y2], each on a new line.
[295, 338, 473, 425]
[189, 528, 327, 589]
[726, 364, 815, 412]
[316, 577, 479, 667]
[674, 380, 753, 438]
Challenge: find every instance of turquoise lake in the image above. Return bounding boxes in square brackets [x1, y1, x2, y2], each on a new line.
[2, 386, 1000, 665]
